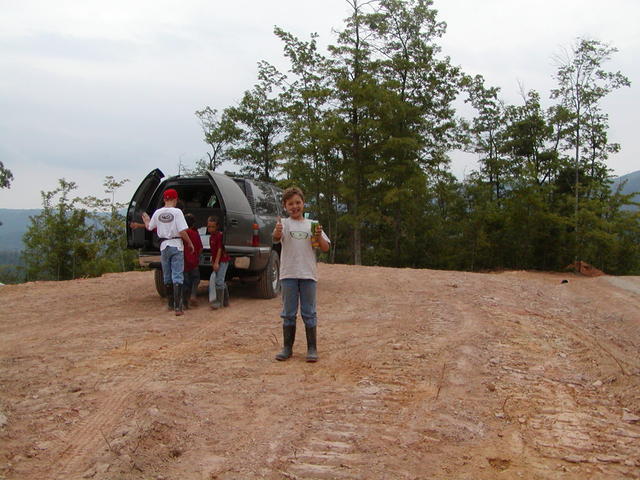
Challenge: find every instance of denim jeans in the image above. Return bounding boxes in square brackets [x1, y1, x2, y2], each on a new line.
[208, 261, 229, 303]
[161, 246, 184, 284]
[280, 278, 317, 328]
[183, 268, 200, 298]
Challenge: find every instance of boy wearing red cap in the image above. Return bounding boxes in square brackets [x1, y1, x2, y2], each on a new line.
[140, 188, 194, 315]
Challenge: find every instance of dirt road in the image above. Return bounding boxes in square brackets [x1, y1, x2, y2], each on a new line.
[1, 264, 639, 479]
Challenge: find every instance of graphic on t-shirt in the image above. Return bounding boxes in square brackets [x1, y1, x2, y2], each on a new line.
[290, 231, 309, 240]
[159, 212, 175, 223]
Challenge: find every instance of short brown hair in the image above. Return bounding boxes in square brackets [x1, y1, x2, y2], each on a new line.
[282, 186, 304, 206]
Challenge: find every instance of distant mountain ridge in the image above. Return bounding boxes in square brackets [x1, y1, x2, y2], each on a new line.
[611, 169, 640, 208]
[0, 209, 41, 251]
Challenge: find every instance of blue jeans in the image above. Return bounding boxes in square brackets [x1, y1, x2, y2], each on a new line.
[208, 261, 229, 302]
[280, 278, 317, 328]
[161, 246, 184, 284]
[183, 268, 200, 298]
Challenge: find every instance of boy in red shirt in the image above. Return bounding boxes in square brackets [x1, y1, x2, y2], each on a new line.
[208, 215, 230, 309]
[183, 213, 203, 309]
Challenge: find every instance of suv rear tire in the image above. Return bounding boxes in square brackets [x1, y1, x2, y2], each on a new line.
[154, 268, 167, 297]
[256, 250, 280, 299]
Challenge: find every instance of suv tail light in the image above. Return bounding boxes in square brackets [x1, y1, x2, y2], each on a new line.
[252, 223, 260, 247]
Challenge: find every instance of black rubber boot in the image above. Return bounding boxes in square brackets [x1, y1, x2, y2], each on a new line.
[183, 284, 190, 310]
[305, 326, 318, 363]
[173, 283, 184, 316]
[223, 283, 230, 307]
[165, 284, 174, 311]
[275, 325, 296, 361]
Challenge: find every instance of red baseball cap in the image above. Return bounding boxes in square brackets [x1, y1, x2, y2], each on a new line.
[163, 189, 178, 200]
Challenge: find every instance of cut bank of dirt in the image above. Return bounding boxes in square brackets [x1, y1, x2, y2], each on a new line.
[1, 264, 639, 480]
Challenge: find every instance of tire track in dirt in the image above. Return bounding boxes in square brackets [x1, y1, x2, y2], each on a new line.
[279, 277, 478, 479]
[468, 275, 640, 476]
[48, 294, 267, 479]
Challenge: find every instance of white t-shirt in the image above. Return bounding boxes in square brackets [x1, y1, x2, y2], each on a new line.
[278, 217, 330, 281]
[148, 207, 188, 251]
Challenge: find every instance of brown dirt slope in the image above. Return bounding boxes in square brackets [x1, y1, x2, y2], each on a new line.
[0, 265, 639, 480]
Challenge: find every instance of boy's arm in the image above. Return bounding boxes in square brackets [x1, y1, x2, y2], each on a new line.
[272, 216, 283, 243]
[143, 212, 153, 230]
[179, 229, 195, 253]
[316, 225, 330, 253]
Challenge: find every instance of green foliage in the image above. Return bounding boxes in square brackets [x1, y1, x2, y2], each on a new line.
[79, 176, 138, 274]
[0, 250, 24, 284]
[191, 3, 639, 274]
[0, 161, 13, 189]
[21, 177, 137, 282]
[22, 179, 97, 281]
[194, 107, 234, 171]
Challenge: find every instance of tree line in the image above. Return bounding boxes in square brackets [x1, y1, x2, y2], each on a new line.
[8, 177, 137, 283]
[194, 0, 638, 274]
[2, 0, 638, 284]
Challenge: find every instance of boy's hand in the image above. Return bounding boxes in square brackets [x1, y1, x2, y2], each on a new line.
[213, 261, 219, 272]
[273, 216, 283, 239]
[141, 212, 150, 223]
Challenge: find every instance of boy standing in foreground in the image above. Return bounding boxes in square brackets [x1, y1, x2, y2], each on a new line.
[141, 189, 194, 316]
[272, 187, 330, 362]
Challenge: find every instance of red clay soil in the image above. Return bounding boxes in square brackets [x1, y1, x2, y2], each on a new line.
[1, 264, 639, 480]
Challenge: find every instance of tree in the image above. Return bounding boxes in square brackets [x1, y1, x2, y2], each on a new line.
[0, 161, 12, 189]
[194, 107, 234, 171]
[464, 74, 508, 201]
[551, 38, 631, 260]
[79, 176, 137, 274]
[223, 62, 287, 181]
[275, 27, 342, 262]
[22, 179, 96, 281]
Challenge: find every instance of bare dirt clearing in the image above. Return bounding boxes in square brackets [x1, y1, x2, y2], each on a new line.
[1, 264, 639, 479]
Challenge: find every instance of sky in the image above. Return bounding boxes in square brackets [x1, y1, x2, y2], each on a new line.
[0, 0, 638, 209]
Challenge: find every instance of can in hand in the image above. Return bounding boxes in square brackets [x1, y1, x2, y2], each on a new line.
[310, 221, 320, 248]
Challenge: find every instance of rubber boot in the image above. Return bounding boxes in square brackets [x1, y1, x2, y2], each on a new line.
[173, 283, 184, 316]
[305, 326, 318, 363]
[275, 325, 296, 361]
[165, 284, 174, 311]
[223, 283, 230, 307]
[211, 288, 223, 310]
[183, 284, 190, 310]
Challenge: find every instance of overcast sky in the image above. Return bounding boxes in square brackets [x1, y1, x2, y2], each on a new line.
[1, 0, 638, 209]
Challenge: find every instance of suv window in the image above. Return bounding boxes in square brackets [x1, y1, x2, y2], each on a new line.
[253, 181, 278, 216]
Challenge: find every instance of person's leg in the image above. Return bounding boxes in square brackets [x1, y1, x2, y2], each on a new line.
[160, 248, 174, 310]
[299, 280, 317, 328]
[160, 248, 172, 284]
[169, 248, 184, 315]
[215, 261, 229, 307]
[191, 269, 200, 301]
[183, 269, 194, 309]
[276, 279, 299, 361]
[300, 279, 318, 362]
[209, 267, 223, 309]
[208, 270, 217, 305]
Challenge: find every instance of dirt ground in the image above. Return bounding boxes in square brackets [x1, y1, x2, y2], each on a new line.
[1, 264, 639, 480]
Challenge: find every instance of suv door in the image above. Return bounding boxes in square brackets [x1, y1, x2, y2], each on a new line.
[205, 171, 255, 253]
[126, 169, 164, 249]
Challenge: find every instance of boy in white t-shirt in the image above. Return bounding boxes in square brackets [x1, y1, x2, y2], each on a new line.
[139, 189, 194, 316]
[272, 187, 330, 362]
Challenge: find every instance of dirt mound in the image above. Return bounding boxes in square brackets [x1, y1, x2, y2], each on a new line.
[1, 266, 639, 479]
[565, 260, 606, 277]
